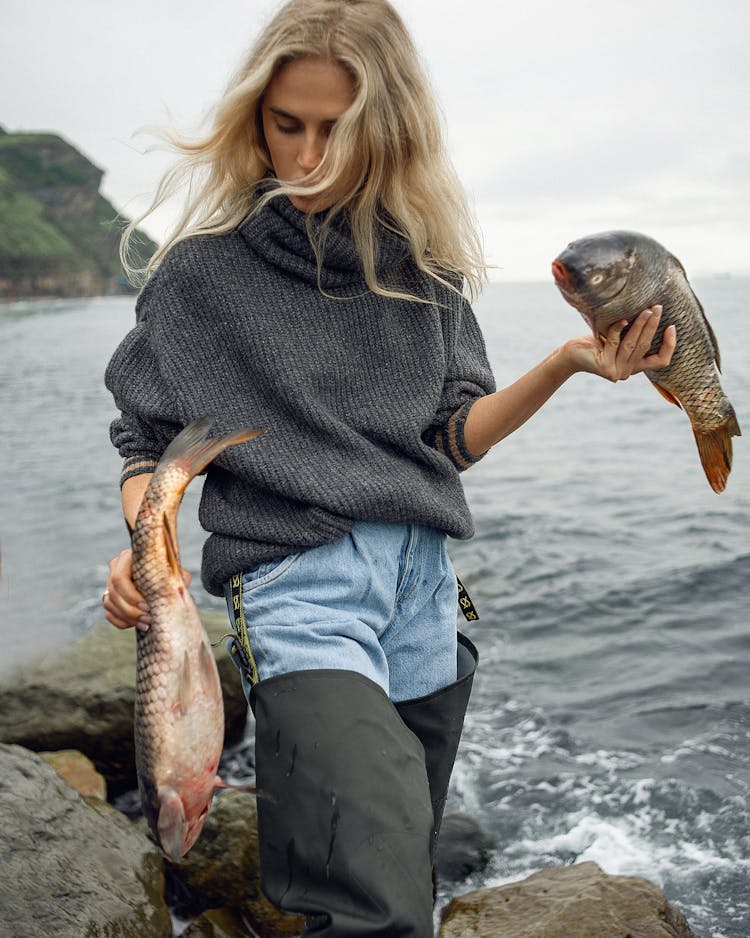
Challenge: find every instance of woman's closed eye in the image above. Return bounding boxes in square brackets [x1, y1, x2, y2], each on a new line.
[275, 120, 301, 135]
[274, 120, 336, 138]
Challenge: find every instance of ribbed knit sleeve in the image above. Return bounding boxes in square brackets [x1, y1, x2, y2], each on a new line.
[104, 261, 185, 485]
[423, 296, 496, 471]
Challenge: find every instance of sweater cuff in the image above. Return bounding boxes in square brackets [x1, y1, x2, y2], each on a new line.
[120, 455, 159, 488]
[433, 401, 487, 471]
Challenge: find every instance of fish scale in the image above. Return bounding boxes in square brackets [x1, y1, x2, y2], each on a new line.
[129, 417, 261, 861]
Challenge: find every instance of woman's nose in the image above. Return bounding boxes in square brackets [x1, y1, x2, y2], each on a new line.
[297, 132, 325, 171]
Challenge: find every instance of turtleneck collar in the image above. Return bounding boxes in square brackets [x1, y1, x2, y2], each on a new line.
[238, 194, 410, 290]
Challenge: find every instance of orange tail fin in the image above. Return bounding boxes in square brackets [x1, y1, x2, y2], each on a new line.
[160, 417, 262, 482]
[693, 411, 741, 493]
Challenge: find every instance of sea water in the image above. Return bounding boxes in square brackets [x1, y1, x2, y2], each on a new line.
[1, 281, 748, 936]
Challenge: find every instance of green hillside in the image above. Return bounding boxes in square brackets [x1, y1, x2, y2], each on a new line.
[0, 126, 157, 298]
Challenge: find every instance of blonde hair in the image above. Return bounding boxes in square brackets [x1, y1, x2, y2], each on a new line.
[122, 0, 486, 300]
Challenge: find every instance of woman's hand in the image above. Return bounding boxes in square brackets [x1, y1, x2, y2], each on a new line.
[563, 306, 677, 381]
[103, 548, 150, 631]
[102, 548, 192, 631]
[463, 305, 677, 457]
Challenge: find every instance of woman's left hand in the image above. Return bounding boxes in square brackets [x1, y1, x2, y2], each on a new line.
[563, 305, 677, 382]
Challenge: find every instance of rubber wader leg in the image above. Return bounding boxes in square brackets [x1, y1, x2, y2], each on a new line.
[394, 633, 478, 862]
[251, 669, 435, 937]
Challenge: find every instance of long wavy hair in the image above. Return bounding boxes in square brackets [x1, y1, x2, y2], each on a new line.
[121, 0, 486, 300]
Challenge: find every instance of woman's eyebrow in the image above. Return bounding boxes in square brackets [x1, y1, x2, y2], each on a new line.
[268, 104, 338, 125]
[268, 106, 300, 121]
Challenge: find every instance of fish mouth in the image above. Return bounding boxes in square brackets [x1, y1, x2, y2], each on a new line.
[551, 260, 571, 291]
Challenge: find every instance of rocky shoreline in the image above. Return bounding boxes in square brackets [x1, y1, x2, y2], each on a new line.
[0, 127, 156, 300]
[0, 615, 698, 937]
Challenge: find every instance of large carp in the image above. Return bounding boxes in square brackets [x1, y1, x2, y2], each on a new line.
[131, 417, 261, 861]
[552, 231, 740, 492]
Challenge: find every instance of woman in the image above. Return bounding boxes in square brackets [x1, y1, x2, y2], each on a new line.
[104, 1, 675, 934]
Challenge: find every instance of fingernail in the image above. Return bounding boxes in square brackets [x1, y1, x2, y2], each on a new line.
[654, 304, 663, 315]
[137, 603, 149, 612]
[138, 614, 151, 625]
[644, 309, 653, 318]
[136, 620, 151, 633]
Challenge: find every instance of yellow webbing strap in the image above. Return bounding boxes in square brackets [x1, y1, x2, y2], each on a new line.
[456, 576, 479, 621]
[228, 572, 259, 686]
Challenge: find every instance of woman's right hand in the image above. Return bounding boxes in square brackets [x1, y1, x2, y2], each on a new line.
[103, 548, 151, 631]
[103, 548, 194, 631]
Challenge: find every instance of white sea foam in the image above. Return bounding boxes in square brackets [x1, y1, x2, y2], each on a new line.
[504, 810, 748, 882]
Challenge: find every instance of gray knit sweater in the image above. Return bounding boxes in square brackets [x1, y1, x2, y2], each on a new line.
[105, 196, 496, 595]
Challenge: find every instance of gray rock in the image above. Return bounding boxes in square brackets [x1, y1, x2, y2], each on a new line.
[0, 611, 248, 793]
[0, 743, 172, 938]
[439, 861, 698, 938]
[436, 812, 493, 882]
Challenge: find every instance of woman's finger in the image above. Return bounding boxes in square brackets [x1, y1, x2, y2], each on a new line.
[104, 548, 150, 630]
[643, 323, 677, 369]
[596, 319, 629, 380]
[617, 306, 662, 374]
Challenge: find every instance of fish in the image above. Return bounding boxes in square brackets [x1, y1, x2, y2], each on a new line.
[551, 230, 741, 493]
[131, 417, 262, 861]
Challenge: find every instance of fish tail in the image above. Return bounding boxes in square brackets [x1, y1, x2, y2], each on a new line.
[692, 409, 741, 493]
[160, 417, 262, 484]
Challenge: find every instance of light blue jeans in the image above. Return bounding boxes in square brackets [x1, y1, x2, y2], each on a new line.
[223, 521, 458, 702]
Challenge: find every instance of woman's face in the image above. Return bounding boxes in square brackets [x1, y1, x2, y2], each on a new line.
[261, 56, 356, 212]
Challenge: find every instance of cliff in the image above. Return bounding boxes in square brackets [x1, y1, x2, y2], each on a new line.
[0, 126, 157, 299]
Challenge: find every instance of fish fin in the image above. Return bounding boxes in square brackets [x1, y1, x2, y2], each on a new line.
[669, 254, 723, 369]
[178, 650, 191, 717]
[156, 785, 187, 862]
[198, 640, 222, 698]
[650, 380, 683, 410]
[694, 294, 722, 370]
[692, 410, 741, 494]
[160, 418, 262, 486]
[162, 513, 181, 577]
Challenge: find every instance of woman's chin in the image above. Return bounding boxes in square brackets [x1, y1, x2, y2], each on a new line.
[289, 191, 336, 213]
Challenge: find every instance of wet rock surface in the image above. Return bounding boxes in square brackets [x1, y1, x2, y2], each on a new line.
[0, 612, 248, 794]
[435, 812, 493, 882]
[0, 743, 171, 938]
[169, 790, 304, 937]
[439, 860, 698, 938]
[181, 908, 255, 937]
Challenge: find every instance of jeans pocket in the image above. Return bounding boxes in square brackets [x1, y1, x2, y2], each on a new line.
[241, 552, 301, 592]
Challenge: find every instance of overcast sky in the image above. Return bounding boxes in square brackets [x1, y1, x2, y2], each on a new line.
[2, 0, 748, 280]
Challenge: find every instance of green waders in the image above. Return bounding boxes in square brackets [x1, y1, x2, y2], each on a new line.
[250, 634, 478, 937]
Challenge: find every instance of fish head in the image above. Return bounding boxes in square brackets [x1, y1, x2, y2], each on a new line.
[160, 789, 216, 862]
[552, 230, 641, 320]
[176, 800, 213, 858]
[144, 780, 217, 862]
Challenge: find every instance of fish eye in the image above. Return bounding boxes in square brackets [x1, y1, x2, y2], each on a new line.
[590, 273, 605, 286]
